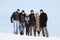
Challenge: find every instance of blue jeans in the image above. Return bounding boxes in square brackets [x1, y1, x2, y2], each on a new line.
[19, 22, 25, 35]
[13, 20, 19, 34]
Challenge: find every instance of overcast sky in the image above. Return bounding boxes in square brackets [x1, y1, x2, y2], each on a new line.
[0, 0, 60, 37]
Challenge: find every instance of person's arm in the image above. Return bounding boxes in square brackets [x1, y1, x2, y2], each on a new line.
[39, 15, 40, 23]
[10, 12, 14, 23]
[44, 13, 48, 23]
[34, 15, 36, 25]
[24, 13, 26, 17]
[18, 13, 20, 21]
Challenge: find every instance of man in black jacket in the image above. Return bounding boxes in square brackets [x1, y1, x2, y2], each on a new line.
[39, 9, 49, 37]
[29, 10, 36, 36]
[19, 10, 26, 35]
[11, 9, 20, 34]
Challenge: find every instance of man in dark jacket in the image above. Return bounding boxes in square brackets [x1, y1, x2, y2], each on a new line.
[11, 9, 20, 34]
[39, 9, 49, 37]
[19, 10, 26, 35]
[29, 10, 36, 36]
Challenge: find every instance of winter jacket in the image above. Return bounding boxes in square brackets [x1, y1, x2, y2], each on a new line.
[39, 13, 48, 27]
[19, 13, 26, 22]
[29, 14, 36, 26]
[35, 14, 40, 32]
[11, 12, 20, 23]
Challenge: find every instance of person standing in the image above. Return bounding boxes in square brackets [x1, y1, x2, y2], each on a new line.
[25, 14, 30, 36]
[19, 10, 26, 35]
[29, 10, 36, 36]
[34, 13, 40, 36]
[11, 9, 20, 34]
[39, 9, 49, 37]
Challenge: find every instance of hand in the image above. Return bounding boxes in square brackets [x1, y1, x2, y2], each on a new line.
[11, 21, 13, 23]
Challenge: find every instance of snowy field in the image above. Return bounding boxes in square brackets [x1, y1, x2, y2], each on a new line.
[0, 33, 60, 40]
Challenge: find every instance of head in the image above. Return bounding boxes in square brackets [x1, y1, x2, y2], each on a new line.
[35, 12, 39, 16]
[16, 9, 20, 13]
[26, 13, 29, 16]
[22, 10, 25, 14]
[40, 9, 44, 14]
[30, 10, 34, 14]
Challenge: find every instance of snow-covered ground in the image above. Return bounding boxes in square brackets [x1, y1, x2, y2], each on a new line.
[0, 33, 60, 40]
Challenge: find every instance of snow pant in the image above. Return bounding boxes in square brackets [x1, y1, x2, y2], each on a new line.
[13, 20, 19, 34]
[19, 22, 25, 35]
[40, 27, 49, 37]
[29, 25, 36, 36]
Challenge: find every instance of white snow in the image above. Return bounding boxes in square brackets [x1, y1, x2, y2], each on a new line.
[0, 33, 60, 40]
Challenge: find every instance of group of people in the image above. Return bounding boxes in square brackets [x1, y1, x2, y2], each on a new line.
[10, 9, 48, 37]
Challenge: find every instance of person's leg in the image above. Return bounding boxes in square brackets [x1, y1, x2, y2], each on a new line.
[17, 21, 19, 34]
[39, 27, 42, 34]
[21, 22, 25, 35]
[13, 21, 18, 34]
[27, 24, 29, 36]
[26, 26, 27, 35]
[37, 31, 40, 36]
[15, 21, 19, 34]
[19, 22, 22, 35]
[13, 21, 16, 34]
[33, 25, 36, 36]
[26, 29, 29, 36]
[26, 30, 27, 35]
[34, 30, 36, 36]
[29, 26, 32, 36]
[27, 30, 29, 36]
[45, 27, 49, 37]
[20, 22, 23, 35]
[26, 24, 28, 35]
[41, 27, 45, 37]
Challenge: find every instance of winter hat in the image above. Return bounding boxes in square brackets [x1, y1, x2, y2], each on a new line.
[17, 9, 20, 11]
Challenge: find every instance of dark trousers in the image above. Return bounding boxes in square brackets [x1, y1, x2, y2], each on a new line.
[33, 26, 36, 36]
[40, 27, 49, 37]
[29, 25, 36, 36]
[26, 29, 29, 36]
[26, 24, 29, 36]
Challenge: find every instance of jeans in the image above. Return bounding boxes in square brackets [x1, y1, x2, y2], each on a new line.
[13, 20, 19, 34]
[19, 22, 25, 35]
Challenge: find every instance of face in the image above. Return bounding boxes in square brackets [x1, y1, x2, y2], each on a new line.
[26, 14, 29, 16]
[31, 11, 34, 14]
[40, 11, 43, 14]
[36, 13, 39, 16]
[22, 12, 25, 14]
[17, 11, 20, 13]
